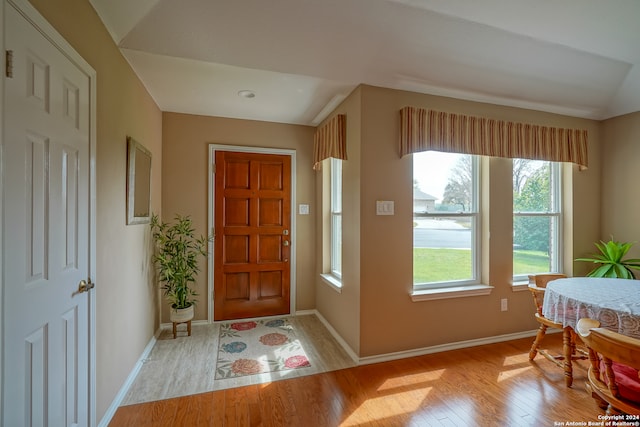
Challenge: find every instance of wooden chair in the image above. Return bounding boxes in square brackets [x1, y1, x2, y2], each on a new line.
[528, 274, 588, 377]
[576, 318, 640, 415]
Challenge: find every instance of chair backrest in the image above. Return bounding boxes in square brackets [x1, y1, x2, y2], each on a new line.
[576, 318, 640, 410]
[528, 273, 566, 316]
[529, 273, 567, 288]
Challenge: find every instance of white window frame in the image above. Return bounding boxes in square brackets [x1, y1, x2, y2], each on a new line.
[413, 154, 481, 292]
[512, 160, 562, 282]
[330, 158, 342, 279]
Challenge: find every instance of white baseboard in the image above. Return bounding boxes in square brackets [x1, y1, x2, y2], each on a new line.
[299, 309, 544, 367]
[97, 327, 161, 427]
[299, 309, 360, 364]
[357, 329, 541, 365]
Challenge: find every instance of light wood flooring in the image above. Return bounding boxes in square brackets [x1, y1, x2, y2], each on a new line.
[122, 313, 356, 405]
[112, 316, 606, 426]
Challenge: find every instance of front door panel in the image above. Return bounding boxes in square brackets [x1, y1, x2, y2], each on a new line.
[214, 151, 291, 320]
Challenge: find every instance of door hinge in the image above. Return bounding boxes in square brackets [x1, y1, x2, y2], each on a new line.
[5, 50, 14, 78]
[211, 164, 216, 174]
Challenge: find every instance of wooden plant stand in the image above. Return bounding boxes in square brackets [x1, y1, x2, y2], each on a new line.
[172, 320, 192, 339]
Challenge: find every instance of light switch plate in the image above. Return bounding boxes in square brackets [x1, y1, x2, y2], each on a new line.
[298, 204, 310, 215]
[376, 200, 394, 215]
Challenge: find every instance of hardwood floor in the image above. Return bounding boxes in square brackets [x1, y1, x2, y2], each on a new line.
[110, 332, 605, 426]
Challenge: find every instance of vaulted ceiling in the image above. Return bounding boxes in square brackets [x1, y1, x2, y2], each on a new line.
[90, 0, 640, 126]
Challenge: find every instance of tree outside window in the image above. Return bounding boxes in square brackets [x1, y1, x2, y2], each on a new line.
[513, 159, 561, 278]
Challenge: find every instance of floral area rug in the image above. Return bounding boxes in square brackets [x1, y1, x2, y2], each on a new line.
[215, 318, 311, 379]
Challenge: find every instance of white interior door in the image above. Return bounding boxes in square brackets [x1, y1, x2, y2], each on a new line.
[3, 2, 93, 426]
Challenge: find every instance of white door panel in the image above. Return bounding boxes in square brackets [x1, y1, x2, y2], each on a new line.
[3, 2, 91, 426]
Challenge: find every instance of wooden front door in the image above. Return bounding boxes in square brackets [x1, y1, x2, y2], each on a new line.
[214, 151, 291, 321]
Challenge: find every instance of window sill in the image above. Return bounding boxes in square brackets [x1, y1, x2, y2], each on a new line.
[511, 280, 530, 292]
[320, 274, 342, 294]
[411, 284, 494, 302]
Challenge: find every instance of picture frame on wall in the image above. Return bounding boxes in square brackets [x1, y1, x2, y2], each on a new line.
[126, 136, 152, 224]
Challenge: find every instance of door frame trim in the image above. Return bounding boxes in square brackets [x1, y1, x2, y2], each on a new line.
[208, 144, 297, 322]
[1, 0, 98, 424]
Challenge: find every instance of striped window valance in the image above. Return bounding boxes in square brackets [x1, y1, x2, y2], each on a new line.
[399, 107, 588, 169]
[313, 114, 347, 170]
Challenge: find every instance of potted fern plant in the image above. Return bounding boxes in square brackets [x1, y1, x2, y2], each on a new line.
[576, 238, 640, 279]
[150, 214, 209, 323]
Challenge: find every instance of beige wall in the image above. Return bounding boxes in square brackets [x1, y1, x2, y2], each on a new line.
[26, 0, 163, 420]
[320, 85, 602, 357]
[601, 112, 640, 257]
[161, 113, 316, 322]
[571, 120, 603, 276]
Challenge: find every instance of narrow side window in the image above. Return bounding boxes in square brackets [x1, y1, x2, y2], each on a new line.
[330, 158, 342, 279]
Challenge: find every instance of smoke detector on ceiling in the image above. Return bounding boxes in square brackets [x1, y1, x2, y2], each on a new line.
[238, 90, 256, 98]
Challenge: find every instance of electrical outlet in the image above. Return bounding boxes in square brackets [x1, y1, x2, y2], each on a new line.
[501, 298, 508, 311]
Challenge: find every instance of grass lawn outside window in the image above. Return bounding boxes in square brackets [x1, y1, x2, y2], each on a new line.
[414, 248, 550, 283]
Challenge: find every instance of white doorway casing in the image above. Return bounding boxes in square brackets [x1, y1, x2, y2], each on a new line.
[208, 144, 297, 322]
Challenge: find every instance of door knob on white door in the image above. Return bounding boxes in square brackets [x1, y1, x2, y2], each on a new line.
[75, 278, 95, 295]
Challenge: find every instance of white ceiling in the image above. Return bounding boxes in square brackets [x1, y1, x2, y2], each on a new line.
[90, 0, 640, 126]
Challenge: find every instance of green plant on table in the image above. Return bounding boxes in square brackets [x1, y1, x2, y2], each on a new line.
[150, 214, 209, 309]
[575, 238, 640, 279]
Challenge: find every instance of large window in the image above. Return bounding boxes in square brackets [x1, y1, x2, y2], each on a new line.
[330, 158, 342, 279]
[413, 152, 479, 289]
[513, 159, 561, 280]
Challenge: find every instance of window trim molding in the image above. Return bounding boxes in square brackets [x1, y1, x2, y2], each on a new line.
[510, 280, 531, 292]
[330, 158, 342, 277]
[413, 154, 481, 291]
[320, 273, 342, 293]
[411, 284, 494, 302]
[321, 158, 343, 292]
[512, 160, 563, 282]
